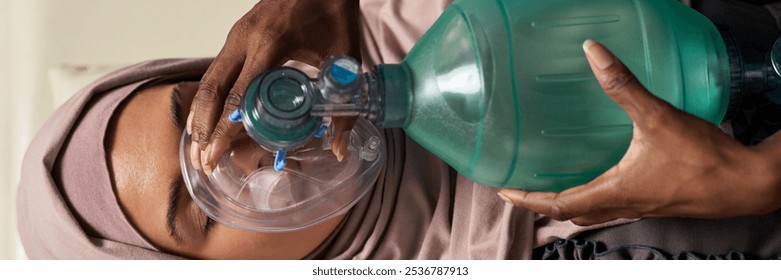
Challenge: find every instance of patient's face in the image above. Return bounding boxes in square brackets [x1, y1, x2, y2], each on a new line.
[106, 82, 342, 259]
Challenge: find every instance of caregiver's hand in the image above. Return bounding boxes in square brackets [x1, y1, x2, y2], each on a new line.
[188, 0, 361, 173]
[497, 40, 781, 226]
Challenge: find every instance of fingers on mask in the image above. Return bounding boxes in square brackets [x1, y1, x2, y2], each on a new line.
[331, 117, 358, 162]
[189, 50, 245, 153]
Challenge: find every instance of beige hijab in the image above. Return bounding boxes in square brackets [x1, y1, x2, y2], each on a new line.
[17, 59, 210, 259]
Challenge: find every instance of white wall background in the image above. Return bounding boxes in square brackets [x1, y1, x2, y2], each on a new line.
[0, 0, 14, 261]
[0, 0, 257, 259]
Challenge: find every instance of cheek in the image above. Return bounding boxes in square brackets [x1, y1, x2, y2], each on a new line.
[198, 229, 276, 259]
[195, 214, 345, 260]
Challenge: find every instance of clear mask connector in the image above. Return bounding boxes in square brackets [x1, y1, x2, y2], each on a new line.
[230, 56, 384, 171]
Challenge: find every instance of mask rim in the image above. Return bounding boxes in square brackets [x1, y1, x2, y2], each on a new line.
[179, 118, 385, 232]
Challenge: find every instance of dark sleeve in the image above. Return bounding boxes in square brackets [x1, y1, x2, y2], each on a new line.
[688, 0, 781, 145]
[689, 0, 779, 49]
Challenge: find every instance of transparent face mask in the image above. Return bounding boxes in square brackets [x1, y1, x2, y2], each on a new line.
[179, 118, 384, 232]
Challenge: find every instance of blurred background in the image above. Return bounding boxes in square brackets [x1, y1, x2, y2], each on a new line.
[0, 0, 256, 259]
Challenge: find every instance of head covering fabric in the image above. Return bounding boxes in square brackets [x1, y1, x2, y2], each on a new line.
[17, 58, 210, 259]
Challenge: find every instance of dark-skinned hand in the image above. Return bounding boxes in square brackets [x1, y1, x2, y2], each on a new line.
[187, 0, 361, 173]
[498, 40, 781, 226]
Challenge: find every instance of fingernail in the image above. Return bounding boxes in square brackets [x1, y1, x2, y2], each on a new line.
[497, 192, 512, 204]
[206, 144, 221, 172]
[186, 112, 194, 135]
[336, 132, 349, 162]
[335, 144, 344, 162]
[190, 143, 201, 170]
[201, 147, 214, 175]
[583, 39, 614, 70]
[203, 144, 213, 170]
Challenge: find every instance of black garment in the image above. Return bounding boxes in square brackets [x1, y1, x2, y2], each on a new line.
[696, 0, 781, 145]
[535, 210, 781, 260]
[690, 0, 780, 49]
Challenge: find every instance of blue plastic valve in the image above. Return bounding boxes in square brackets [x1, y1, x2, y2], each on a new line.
[274, 149, 287, 172]
[228, 109, 242, 123]
[331, 63, 358, 85]
[314, 124, 328, 138]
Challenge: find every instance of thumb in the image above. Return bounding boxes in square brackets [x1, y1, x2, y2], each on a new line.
[583, 39, 669, 124]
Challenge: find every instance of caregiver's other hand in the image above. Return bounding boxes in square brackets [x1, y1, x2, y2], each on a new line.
[188, 0, 361, 173]
[498, 40, 781, 226]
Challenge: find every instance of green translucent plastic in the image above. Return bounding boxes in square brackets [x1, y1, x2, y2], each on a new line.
[378, 0, 731, 191]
